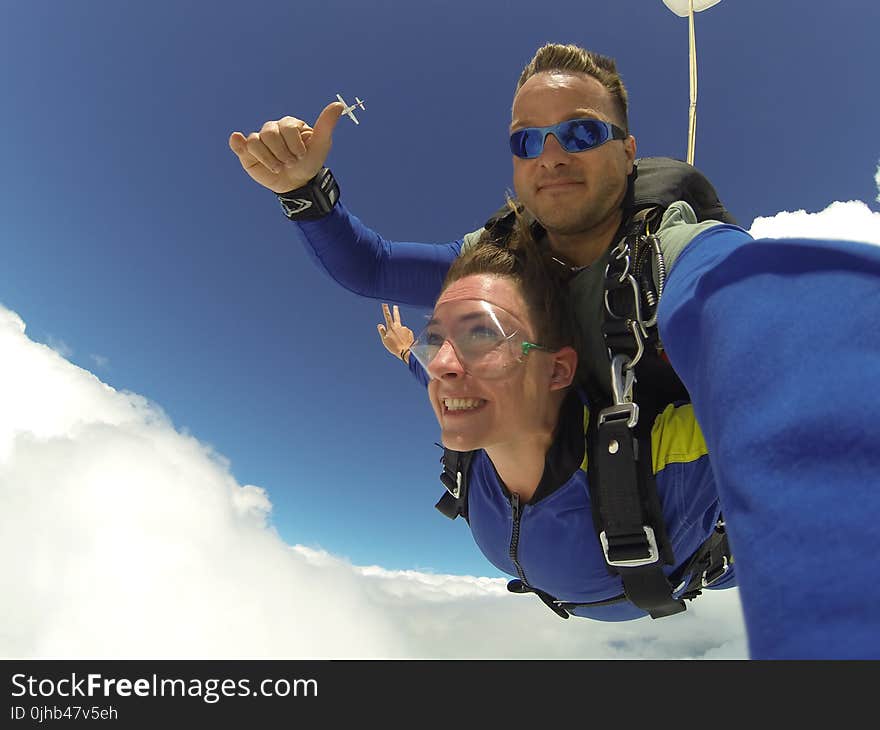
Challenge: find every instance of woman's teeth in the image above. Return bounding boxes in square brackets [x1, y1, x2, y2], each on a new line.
[443, 398, 485, 411]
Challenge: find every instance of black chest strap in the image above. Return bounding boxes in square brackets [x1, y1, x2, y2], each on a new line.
[587, 380, 684, 619]
[586, 209, 689, 618]
[435, 447, 474, 521]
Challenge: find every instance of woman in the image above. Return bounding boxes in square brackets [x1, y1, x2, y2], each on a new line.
[377, 213, 735, 622]
[380, 201, 880, 657]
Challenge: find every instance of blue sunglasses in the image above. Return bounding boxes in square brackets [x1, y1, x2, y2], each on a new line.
[509, 118, 627, 159]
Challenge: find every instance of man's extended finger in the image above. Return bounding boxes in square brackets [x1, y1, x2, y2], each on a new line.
[392, 305, 402, 326]
[382, 303, 394, 327]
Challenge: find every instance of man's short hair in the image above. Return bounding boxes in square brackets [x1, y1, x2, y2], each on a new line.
[516, 43, 629, 132]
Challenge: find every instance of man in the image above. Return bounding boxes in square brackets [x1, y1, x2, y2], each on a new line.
[506, 45, 635, 270]
[227, 44, 733, 407]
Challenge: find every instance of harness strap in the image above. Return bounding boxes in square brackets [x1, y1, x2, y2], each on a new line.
[507, 580, 571, 619]
[510, 517, 731, 617]
[588, 399, 684, 618]
[674, 519, 732, 598]
[586, 207, 692, 619]
[435, 447, 474, 521]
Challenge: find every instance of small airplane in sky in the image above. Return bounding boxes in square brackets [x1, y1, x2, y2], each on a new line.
[336, 93, 366, 124]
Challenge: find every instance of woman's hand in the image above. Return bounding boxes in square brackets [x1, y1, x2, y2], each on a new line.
[377, 304, 414, 364]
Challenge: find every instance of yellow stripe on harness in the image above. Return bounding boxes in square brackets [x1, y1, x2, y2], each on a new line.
[579, 403, 707, 473]
[650, 403, 708, 473]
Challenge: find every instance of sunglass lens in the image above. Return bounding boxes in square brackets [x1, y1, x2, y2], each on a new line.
[560, 120, 605, 152]
[510, 129, 543, 158]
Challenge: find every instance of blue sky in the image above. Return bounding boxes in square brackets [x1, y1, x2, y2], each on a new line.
[2, 0, 878, 580]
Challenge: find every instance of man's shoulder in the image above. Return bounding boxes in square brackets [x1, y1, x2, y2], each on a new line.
[651, 200, 730, 270]
[460, 227, 487, 254]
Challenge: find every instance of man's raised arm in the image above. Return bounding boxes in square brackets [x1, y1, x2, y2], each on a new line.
[229, 103, 463, 307]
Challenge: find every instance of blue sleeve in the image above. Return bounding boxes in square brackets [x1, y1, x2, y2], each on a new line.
[658, 226, 880, 659]
[291, 203, 462, 307]
[407, 354, 431, 389]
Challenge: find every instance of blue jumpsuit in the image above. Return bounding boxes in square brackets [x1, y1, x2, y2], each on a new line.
[409, 359, 733, 622]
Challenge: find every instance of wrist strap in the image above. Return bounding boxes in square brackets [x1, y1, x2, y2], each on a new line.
[277, 167, 340, 221]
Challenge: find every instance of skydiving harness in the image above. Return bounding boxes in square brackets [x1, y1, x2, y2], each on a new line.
[435, 205, 732, 620]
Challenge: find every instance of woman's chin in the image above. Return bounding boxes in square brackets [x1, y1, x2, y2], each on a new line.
[441, 429, 483, 453]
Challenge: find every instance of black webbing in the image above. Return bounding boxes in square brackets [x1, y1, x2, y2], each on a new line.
[588, 407, 685, 619]
[435, 448, 475, 521]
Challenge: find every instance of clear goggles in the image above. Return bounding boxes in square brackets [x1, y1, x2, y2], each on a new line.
[409, 300, 549, 379]
[509, 118, 626, 159]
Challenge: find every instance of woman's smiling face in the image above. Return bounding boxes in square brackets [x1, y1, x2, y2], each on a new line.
[424, 274, 562, 453]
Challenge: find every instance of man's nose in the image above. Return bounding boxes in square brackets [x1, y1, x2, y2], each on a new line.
[427, 340, 465, 379]
[538, 133, 570, 165]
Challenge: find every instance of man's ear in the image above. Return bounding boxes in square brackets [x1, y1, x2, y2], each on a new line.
[624, 134, 637, 174]
[549, 346, 577, 390]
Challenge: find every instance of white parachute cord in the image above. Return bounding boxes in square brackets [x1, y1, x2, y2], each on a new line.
[687, 0, 697, 165]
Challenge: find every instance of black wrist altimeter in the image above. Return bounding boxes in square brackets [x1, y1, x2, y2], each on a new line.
[277, 167, 340, 221]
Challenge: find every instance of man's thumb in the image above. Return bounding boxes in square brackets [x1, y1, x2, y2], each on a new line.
[310, 101, 345, 157]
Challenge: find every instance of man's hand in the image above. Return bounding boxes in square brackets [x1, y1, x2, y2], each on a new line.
[377, 304, 415, 364]
[228, 101, 345, 194]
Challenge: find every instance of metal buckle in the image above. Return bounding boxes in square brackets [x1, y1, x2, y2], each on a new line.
[702, 556, 730, 587]
[598, 403, 639, 429]
[440, 470, 462, 499]
[603, 272, 643, 321]
[604, 231, 658, 370]
[609, 353, 635, 403]
[599, 353, 640, 428]
[600, 527, 660, 567]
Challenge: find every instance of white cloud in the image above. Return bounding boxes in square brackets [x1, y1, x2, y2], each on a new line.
[875, 161, 879, 203]
[747, 163, 880, 240]
[749, 163, 880, 243]
[334, 549, 748, 659]
[0, 304, 748, 659]
[748, 200, 880, 245]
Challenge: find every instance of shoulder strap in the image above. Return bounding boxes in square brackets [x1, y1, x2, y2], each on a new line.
[435, 447, 475, 521]
[587, 209, 689, 619]
[586, 386, 686, 619]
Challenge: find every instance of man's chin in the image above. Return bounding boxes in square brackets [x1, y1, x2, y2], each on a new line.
[537, 213, 600, 237]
